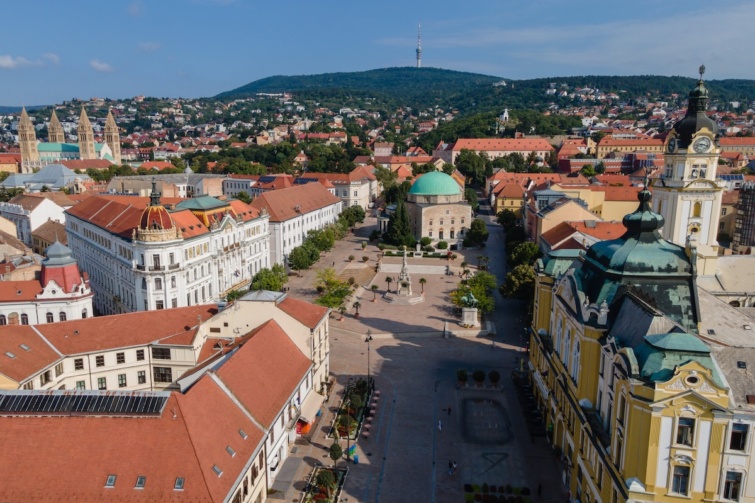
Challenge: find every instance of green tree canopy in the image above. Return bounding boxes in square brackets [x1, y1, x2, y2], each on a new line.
[385, 199, 414, 246]
[464, 218, 489, 247]
[509, 242, 541, 267]
[250, 264, 288, 291]
[500, 264, 536, 300]
[496, 209, 517, 230]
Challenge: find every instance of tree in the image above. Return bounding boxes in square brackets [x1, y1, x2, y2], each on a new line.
[580, 164, 596, 177]
[250, 264, 288, 291]
[450, 270, 497, 314]
[316, 469, 336, 498]
[328, 442, 343, 468]
[500, 264, 536, 300]
[464, 188, 479, 212]
[464, 218, 489, 247]
[289, 245, 314, 274]
[352, 301, 361, 317]
[371, 284, 379, 301]
[235, 191, 252, 204]
[509, 242, 541, 267]
[496, 209, 517, 229]
[385, 198, 413, 246]
[419, 278, 427, 294]
[385, 276, 393, 293]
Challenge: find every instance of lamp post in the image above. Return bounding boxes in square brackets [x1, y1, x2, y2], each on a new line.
[365, 330, 373, 390]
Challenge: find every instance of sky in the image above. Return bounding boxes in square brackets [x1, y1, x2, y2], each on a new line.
[3, 0, 755, 105]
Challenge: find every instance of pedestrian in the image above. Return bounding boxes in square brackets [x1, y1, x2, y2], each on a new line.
[452, 461, 457, 474]
[447, 406, 452, 416]
[438, 420, 442, 431]
[332, 261, 335, 267]
[448, 460, 453, 475]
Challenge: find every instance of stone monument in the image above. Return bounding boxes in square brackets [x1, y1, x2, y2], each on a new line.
[460, 292, 480, 327]
[397, 248, 412, 296]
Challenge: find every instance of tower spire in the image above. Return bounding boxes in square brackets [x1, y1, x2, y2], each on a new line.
[416, 24, 422, 69]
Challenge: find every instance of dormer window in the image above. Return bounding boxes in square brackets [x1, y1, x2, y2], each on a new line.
[174, 477, 185, 491]
[105, 475, 117, 488]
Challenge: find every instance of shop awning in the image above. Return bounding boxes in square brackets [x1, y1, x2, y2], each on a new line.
[529, 361, 550, 399]
[298, 391, 324, 424]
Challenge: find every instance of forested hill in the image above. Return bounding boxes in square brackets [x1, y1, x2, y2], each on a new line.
[217, 67, 755, 114]
[216, 67, 502, 105]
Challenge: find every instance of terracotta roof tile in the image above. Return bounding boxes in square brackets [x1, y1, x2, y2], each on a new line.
[35, 305, 217, 355]
[0, 280, 43, 302]
[453, 138, 555, 152]
[0, 325, 61, 383]
[249, 184, 340, 222]
[277, 297, 328, 329]
[216, 319, 310, 427]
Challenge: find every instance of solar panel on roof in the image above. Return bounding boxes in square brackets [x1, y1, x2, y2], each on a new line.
[0, 392, 169, 416]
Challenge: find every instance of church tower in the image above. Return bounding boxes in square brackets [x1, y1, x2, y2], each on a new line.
[652, 66, 723, 260]
[48, 109, 65, 143]
[18, 107, 39, 172]
[104, 109, 121, 165]
[77, 107, 96, 160]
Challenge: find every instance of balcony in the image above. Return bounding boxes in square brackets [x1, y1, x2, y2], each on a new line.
[168, 263, 180, 270]
[149, 266, 165, 272]
[136, 265, 146, 271]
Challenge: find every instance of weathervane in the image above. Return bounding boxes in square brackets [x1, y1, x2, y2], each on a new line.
[699, 65, 705, 80]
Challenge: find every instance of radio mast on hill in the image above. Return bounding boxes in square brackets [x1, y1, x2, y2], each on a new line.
[416, 24, 422, 68]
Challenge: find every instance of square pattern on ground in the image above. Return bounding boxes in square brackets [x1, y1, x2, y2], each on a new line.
[462, 397, 510, 445]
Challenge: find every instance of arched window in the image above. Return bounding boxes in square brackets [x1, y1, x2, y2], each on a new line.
[141, 277, 147, 289]
[171, 276, 176, 288]
[155, 278, 162, 290]
[46, 312, 54, 323]
[0, 315, 5, 325]
[555, 319, 563, 355]
[693, 202, 702, 218]
[59, 312, 67, 322]
[81, 309, 88, 319]
[20, 314, 28, 325]
[563, 329, 571, 368]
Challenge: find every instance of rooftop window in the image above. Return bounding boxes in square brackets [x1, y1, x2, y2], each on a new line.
[174, 477, 185, 491]
[5, 352, 15, 359]
[19, 344, 30, 351]
[212, 465, 223, 477]
[226, 446, 236, 457]
[135, 476, 146, 489]
[105, 475, 117, 488]
[238, 429, 248, 439]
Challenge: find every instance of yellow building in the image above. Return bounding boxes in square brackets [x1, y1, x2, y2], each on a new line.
[528, 180, 755, 503]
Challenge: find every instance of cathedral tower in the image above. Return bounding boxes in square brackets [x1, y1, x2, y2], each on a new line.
[47, 109, 66, 143]
[18, 107, 39, 172]
[77, 107, 96, 160]
[48, 110, 65, 143]
[652, 66, 723, 258]
[104, 109, 121, 165]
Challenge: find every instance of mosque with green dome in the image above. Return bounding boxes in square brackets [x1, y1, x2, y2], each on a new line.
[405, 171, 472, 244]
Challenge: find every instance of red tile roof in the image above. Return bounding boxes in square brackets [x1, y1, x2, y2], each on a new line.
[35, 305, 217, 355]
[59, 159, 113, 170]
[216, 319, 310, 428]
[0, 325, 61, 383]
[567, 220, 626, 240]
[719, 137, 755, 146]
[453, 138, 555, 152]
[249, 184, 340, 222]
[277, 297, 328, 329]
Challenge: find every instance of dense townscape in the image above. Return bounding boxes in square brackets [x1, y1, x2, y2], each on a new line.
[0, 43, 754, 503]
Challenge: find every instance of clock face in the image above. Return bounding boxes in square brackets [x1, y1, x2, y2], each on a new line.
[668, 138, 677, 152]
[693, 136, 712, 153]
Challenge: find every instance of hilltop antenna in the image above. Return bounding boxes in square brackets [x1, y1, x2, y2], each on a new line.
[416, 24, 422, 69]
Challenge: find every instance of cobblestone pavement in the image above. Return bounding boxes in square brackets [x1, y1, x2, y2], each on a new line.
[277, 216, 568, 503]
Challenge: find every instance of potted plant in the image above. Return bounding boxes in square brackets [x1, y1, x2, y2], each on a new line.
[488, 370, 501, 388]
[419, 278, 427, 295]
[339, 305, 346, 321]
[457, 369, 468, 386]
[361, 241, 367, 250]
[352, 301, 361, 318]
[371, 284, 379, 302]
[348, 255, 355, 262]
[362, 255, 369, 262]
[473, 370, 486, 387]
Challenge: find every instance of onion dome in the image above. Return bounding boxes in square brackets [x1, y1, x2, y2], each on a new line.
[138, 178, 174, 231]
[671, 65, 718, 148]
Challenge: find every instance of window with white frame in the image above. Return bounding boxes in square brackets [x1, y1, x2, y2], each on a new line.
[676, 417, 695, 446]
[729, 423, 749, 451]
[723, 471, 743, 501]
[671, 465, 691, 496]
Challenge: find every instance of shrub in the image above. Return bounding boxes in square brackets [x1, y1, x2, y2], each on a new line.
[423, 245, 435, 252]
[348, 255, 355, 262]
[420, 236, 432, 246]
[348, 277, 355, 286]
[488, 370, 501, 385]
[465, 495, 475, 503]
[361, 241, 367, 249]
[473, 370, 486, 383]
[451, 253, 458, 260]
[437, 240, 448, 249]
[377, 243, 386, 250]
[362, 256, 369, 262]
[457, 369, 468, 382]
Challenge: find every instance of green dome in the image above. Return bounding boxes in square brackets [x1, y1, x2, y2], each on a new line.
[409, 171, 460, 196]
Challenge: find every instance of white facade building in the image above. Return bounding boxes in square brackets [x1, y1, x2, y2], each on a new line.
[250, 183, 343, 266]
[65, 183, 270, 315]
[0, 195, 66, 246]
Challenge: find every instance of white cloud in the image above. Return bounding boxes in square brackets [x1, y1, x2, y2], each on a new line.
[90, 59, 114, 73]
[43, 53, 60, 65]
[138, 42, 161, 53]
[0, 55, 38, 69]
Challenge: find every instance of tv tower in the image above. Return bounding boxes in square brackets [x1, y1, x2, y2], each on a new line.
[416, 24, 422, 68]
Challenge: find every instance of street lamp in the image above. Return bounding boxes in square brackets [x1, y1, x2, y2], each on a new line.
[365, 330, 373, 390]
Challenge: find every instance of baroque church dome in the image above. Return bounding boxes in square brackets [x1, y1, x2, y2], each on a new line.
[671, 66, 719, 148]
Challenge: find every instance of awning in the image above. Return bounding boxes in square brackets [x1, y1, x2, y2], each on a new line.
[529, 361, 550, 399]
[298, 391, 324, 424]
